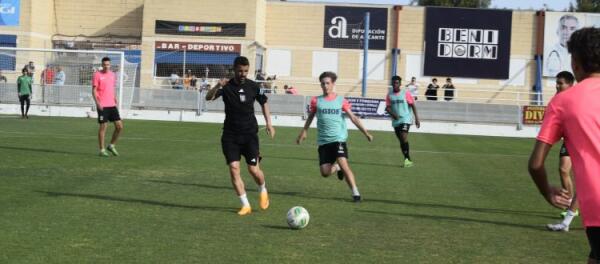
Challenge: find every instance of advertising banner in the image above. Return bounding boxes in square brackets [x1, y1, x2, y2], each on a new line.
[323, 6, 388, 50]
[155, 20, 246, 37]
[0, 0, 19, 26]
[423, 7, 512, 79]
[522, 105, 546, 125]
[543, 12, 600, 77]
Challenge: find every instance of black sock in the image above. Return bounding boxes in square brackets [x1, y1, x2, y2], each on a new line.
[400, 142, 410, 160]
[405, 142, 411, 160]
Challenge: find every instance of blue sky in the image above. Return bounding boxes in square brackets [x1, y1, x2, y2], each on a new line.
[288, 0, 573, 11]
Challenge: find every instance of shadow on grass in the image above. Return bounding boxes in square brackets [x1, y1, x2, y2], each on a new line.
[357, 209, 545, 230]
[261, 155, 398, 167]
[261, 224, 293, 230]
[35, 190, 236, 213]
[146, 180, 554, 220]
[0, 145, 91, 156]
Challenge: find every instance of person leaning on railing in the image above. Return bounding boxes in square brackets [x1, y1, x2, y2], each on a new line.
[442, 77, 455, 101]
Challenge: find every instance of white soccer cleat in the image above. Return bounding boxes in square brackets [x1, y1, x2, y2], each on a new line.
[546, 223, 569, 232]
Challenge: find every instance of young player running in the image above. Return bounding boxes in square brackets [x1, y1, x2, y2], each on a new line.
[386, 76, 421, 167]
[546, 71, 580, 232]
[528, 28, 600, 263]
[296, 71, 373, 202]
[205, 56, 275, 216]
[92, 57, 123, 157]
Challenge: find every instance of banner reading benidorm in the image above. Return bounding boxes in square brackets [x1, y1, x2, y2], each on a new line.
[543, 12, 600, 77]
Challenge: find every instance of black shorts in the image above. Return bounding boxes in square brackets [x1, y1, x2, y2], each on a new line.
[97, 107, 121, 124]
[588, 227, 600, 262]
[318, 142, 348, 165]
[394, 124, 411, 136]
[19, 94, 30, 102]
[559, 143, 570, 157]
[221, 132, 260, 166]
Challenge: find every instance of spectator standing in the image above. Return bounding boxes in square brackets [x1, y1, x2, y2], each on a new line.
[425, 78, 440, 101]
[406, 77, 419, 101]
[443, 77, 455, 101]
[40, 65, 55, 86]
[25, 61, 35, 78]
[170, 70, 180, 89]
[190, 72, 198, 90]
[54, 66, 66, 86]
[183, 72, 191, 90]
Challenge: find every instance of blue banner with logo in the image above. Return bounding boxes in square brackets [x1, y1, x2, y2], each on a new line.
[0, 0, 19, 26]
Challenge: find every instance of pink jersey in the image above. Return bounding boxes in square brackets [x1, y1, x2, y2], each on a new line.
[537, 77, 600, 227]
[309, 93, 351, 114]
[93, 70, 116, 108]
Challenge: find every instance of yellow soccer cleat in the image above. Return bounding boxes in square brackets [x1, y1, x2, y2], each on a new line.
[237, 206, 252, 216]
[259, 192, 270, 210]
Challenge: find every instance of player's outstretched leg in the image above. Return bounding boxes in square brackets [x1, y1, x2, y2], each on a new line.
[229, 161, 251, 215]
[337, 157, 361, 202]
[248, 163, 269, 210]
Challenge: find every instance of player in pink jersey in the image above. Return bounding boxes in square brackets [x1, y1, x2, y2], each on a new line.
[92, 57, 123, 157]
[528, 28, 600, 263]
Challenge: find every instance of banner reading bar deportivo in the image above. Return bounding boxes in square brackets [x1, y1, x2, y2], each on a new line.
[522, 106, 546, 125]
[155, 20, 246, 37]
[155, 41, 241, 53]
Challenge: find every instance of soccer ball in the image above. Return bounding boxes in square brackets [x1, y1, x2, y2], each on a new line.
[286, 206, 310, 229]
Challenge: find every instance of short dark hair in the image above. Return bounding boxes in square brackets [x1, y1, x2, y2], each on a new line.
[556, 71, 575, 84]
[568, 27, 600, 74]
[446, 77, 452, 81]
[22, 68, 27, 73]
[391, 75, 401, 82]
[101, 57, 111, 63]
[432, 78, 438, 82]
[319, 71, 337, 83]
[233, 56, 250, 67]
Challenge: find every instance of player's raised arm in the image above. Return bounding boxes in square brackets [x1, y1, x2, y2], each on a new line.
[205, 78, 228, 101]
[345, 109, 373, 142]
[297, 111, 315, 144]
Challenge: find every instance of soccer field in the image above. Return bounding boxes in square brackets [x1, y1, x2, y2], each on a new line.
[0, 116, 588, 263]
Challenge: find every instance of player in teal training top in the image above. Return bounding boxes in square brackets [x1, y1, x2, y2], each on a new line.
[296, 71, 373, 202]
[386, 76, 421, 167]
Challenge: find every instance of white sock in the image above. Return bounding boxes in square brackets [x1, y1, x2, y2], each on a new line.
[239, 194, 250, 207]
[351, 186, 360, 196]
[562, 210, 576, 226]
[258, 183, 267, 193]
[109, 144, 115, 148]
[334, 163, 341, 174]
[100, 148, 105, 152]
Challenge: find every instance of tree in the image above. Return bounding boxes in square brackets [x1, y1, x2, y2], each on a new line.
[575, 0, 600, 12]
[412, 0, 491, 8]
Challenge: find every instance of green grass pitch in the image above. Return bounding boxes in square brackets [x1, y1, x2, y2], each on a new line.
[0, 116, 588, 263]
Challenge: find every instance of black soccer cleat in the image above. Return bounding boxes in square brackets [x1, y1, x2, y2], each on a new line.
[352, 195, 362, 203]
[337, 169, 344, 181]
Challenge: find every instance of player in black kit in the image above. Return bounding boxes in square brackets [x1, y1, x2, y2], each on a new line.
[205, 56, 275, 216]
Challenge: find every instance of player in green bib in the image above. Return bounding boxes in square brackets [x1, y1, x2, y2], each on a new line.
[386, 76, 421, 167]
[17, 68, 33, 119]
[296, 71, 373, 202]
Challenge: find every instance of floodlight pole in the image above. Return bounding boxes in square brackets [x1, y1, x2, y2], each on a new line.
[362, 12, 370, 98]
